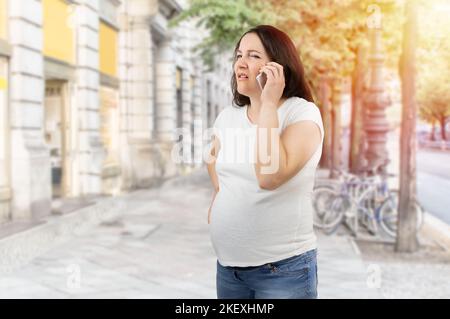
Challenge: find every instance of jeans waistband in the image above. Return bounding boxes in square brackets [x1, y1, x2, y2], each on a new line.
[225, 249, 317, 271]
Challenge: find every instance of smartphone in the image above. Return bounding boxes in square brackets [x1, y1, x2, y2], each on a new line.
[256, 73, 267, 91]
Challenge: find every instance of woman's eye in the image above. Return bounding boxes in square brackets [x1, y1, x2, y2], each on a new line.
[235, 54, 260, 59]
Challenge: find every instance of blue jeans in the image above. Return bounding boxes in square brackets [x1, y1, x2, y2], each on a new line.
[216, 249, 318, 299]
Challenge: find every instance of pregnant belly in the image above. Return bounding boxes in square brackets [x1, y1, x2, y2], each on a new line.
[209, 192, 301, 249]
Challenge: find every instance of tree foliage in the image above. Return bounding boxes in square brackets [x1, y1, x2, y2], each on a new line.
[171, 0, 404, 98]
[170, 0, 450, 124]
[267, 0, 403, 98]
[168, 0, 273, 71]
[416, 0, 450, 139]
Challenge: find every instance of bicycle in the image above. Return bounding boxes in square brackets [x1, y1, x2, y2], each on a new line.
[312, 169, 363, 232]
[353, 167, 424, 238]
[377, 190, 424, 238]
[326, 175, 382, 236]
[313, 165, 424, 238]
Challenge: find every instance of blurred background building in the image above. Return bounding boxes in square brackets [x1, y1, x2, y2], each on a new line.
[0, 0, 232, 227]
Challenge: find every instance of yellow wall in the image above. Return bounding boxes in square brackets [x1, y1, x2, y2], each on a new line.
[0, 0, 7, 40]
[99, 22, 117, 77]
[43, 0, 75, 64]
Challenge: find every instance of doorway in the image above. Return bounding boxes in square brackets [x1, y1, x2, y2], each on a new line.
[44, 80, 70, 199]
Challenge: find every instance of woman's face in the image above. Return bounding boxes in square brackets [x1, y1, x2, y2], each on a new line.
[234, 32, 270, 97]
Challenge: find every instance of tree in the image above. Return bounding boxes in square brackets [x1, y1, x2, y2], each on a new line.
[417, 72, 450, 141]
[397, 0, 418, 253]
[416, 0, 450, 141]
[267, 0, 403, 173]
[171, 0, 405, 173]
[418, 106, 437, 141]
[168, 0, 272, 71]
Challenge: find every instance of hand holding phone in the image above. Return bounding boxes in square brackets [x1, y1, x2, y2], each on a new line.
[256, 72, 267, 91]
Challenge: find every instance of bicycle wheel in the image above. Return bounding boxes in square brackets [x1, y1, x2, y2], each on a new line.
[312, 186, 339, 229]
[357, 188, 379, 235]
[379, 190, 424, 238]
[321, 194, 349, 235]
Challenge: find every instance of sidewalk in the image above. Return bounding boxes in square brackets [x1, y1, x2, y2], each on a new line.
[0, 168, 381, 299]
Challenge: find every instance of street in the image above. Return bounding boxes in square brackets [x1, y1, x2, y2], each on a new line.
[417, 148, 450, 224]
[342, 127, 450, 225]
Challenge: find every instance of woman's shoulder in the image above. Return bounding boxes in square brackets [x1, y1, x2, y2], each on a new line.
[218, 105, 243, 116]
[283, 97, 321, 119]
[220, 105, 248, 121]
[213, 105, 242, 128]
[285, 96, 319, 111]
[282, 97, 323, 133]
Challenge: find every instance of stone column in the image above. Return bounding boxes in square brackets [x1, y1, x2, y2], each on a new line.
[118, 1, 168, 189]
[180, 66, 193, 171]
[9, 0, 51, 220]
[155, 38, 175, 142]
[363, 24, 391, 175]
[349, 45, 368, 174]
[117, 1, 134, 189]
[191, 62, 204, 168]
[154, 37, 177, 178]
[0, 34, 11, 223]
[75, 0, 105, 195]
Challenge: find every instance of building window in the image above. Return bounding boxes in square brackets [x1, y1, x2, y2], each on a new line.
[43, 0, 75, 64]
[176, 67, 183, 141]
[0, 0, 8, 40]
[152, 42, 158, 139]
[214, 84, 219, 120]
[190, 76, 195, 162]
[100, 86, 119, 163]
[206, 80, 211, 127]
[44, 82, 65, 198]
[99, 20, 118, 78]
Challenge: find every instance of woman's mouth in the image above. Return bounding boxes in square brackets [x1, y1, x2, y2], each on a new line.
[237, 72, 249, 81]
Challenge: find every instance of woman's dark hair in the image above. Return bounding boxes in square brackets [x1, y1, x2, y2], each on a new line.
[231, 25, 314, 106]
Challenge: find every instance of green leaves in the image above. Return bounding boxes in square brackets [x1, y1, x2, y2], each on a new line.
[171, 0, 448, 125]
[168, 0, 271, 70]
[416, 0, 450, 129]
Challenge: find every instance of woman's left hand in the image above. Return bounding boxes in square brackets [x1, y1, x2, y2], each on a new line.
[259, 62, 285, 107]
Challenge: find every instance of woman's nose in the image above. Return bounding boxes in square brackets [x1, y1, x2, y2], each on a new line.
[236, 56, 249, 68]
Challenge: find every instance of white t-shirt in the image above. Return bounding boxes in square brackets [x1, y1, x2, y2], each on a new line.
[209, 96, 324, 267]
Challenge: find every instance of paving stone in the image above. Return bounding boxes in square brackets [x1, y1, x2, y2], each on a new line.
[0, 168, 390, 298]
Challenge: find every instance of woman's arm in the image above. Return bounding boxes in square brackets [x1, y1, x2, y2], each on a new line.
[255, 113, 321, 190]
[254, 62, 321, 190]
[206, 135, 221, 224]
[206, 134, 220, 192]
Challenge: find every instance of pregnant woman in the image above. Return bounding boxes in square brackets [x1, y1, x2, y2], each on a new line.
[206, 25, 324, 299]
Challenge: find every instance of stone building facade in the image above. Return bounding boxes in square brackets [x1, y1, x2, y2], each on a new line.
[0, 0, 234, 227]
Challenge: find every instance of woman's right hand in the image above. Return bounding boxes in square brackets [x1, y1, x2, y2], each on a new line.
[207, 189, 219, 224]
[207, 205, 212, 224]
